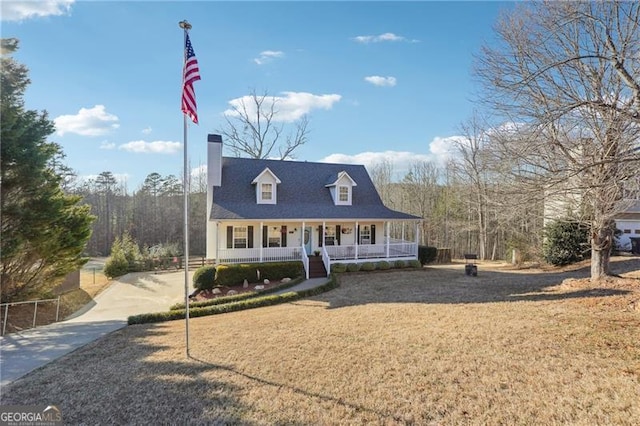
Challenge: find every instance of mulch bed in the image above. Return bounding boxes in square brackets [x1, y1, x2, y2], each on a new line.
[191, 279, 291, 301]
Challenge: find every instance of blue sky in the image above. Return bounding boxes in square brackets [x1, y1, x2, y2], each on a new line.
[2, 1, 513, 189]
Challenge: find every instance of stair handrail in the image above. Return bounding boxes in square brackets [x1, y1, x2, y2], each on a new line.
[321, 247, 330, 276]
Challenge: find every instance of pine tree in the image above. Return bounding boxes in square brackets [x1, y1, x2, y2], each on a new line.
[1, 39, 95, 302]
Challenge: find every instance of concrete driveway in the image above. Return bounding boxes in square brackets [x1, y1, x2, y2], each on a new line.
[0, 270, 191, 387]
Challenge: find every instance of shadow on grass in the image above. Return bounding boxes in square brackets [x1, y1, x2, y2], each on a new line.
[0, 323, 252, 425]
[316, 258, 639, 309]
[189, 355, 408, 424]
[0, 320, 126, 387]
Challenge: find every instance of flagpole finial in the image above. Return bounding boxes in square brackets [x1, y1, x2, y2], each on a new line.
[179, 20, 192, 30]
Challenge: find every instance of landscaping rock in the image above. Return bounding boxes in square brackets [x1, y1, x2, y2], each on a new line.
[281, 277, 291, 283]
[212, 288, 221, 295]
[263, 279, 270, 284]
[227, 290, 238, 295]
[255, 285, 265, 290]
[243, 279, 249, 288]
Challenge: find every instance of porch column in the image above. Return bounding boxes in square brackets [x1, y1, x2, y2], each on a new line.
[322, 221, 326, 252]
[415, 221, 420, 256]
[386, 221, 390, 257]
[402, 221, 405, 242]
[259, 221, 264, 262]
[355, 221, 359, 260]
[302, 221, 305, 255]
[215, 222, 220, 263]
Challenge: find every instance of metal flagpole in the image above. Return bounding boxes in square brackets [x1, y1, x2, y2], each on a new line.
[179, 19, 191, 357]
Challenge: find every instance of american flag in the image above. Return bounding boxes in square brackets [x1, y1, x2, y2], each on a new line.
[181, 33, 201, 124]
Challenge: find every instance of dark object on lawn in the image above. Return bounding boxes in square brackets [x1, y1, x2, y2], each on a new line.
[464, 254, 478, 277]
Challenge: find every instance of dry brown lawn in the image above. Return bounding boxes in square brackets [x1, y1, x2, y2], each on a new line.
[2, 258, 640, 425]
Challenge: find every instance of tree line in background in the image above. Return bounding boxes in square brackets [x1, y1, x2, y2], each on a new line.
[72, 153, 543, 265]
[68, 169, 207, 257]
[370, 148, 544, 264]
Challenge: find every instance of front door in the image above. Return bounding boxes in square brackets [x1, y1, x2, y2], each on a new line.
[304, 226, 312, 255]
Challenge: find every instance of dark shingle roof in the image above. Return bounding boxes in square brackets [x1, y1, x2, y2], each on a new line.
[210, 157, 420, 221]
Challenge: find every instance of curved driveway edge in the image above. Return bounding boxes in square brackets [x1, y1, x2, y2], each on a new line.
[0, 271, 190, 387]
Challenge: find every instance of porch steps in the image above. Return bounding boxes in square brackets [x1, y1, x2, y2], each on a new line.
[308, 256, 327, 278]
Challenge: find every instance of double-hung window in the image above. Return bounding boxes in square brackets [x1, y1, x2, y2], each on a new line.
[338, 186, 349, 203]
[359, 225, 371, 245]
[324, 226, 336, 246]
[233, 226, 248, 248]
[261, 183, 273, 202]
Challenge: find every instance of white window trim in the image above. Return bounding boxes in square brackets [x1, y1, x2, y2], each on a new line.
[252, 167, 280, 205]
[256, 179, 277, 204]
[326, 171, 357, 206]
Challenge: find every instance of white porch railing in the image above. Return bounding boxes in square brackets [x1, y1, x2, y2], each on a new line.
[218, 243, 416, 264]
[321, 247, 331, 276]
[217, 247, 302, 264]
[216, 240, 417, 276]
[325, 242, 416, 261]
[301, 246, 309, 279]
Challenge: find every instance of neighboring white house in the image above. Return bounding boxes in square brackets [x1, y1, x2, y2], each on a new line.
[544, 188, 640, 254]
[205, 134, 421, 278]
[614, 200, 640, 253]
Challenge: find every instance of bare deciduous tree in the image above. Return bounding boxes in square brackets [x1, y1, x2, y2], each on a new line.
[401, 161, 440, 246]
[218, 89, 310, 159]
[449, 114, 493, 260]
[476, 0, 640, 281]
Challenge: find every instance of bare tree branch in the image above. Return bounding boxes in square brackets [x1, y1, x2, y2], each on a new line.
[218, 89, 310, 159]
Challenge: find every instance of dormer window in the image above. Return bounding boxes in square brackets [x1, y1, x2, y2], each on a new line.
[326, 171, 357, 206]
[252, 167, 281, 204]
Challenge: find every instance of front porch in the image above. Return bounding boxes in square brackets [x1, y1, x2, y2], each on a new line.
[215, 240, 417, 279]
[211, 220, 419, 279]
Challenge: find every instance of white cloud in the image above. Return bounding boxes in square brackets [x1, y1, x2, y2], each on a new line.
[141, 126, 152, 135]
[99, 140, 115, 150]
[364, 76, 397, 87]
[118, 140, 182, 154]
[320, 150, 434, 176]
[254, 50, 284, 65]
[54, 105, 119, 136]
[428, 135, 467, 164]
[320, 138, 466, 176]
[1, 0, 74, 21]
[224, 91, 341, 122]
[352, 32, 419, 44]
[191, 164, 206, 178]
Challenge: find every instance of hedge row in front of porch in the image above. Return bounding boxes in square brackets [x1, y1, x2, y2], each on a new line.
[215, 261, 304, 287]
[331, 259, 422, 273]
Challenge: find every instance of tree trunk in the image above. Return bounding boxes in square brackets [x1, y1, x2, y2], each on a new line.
[590, 247, 610, 282]
[590, 222, 613, 281]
